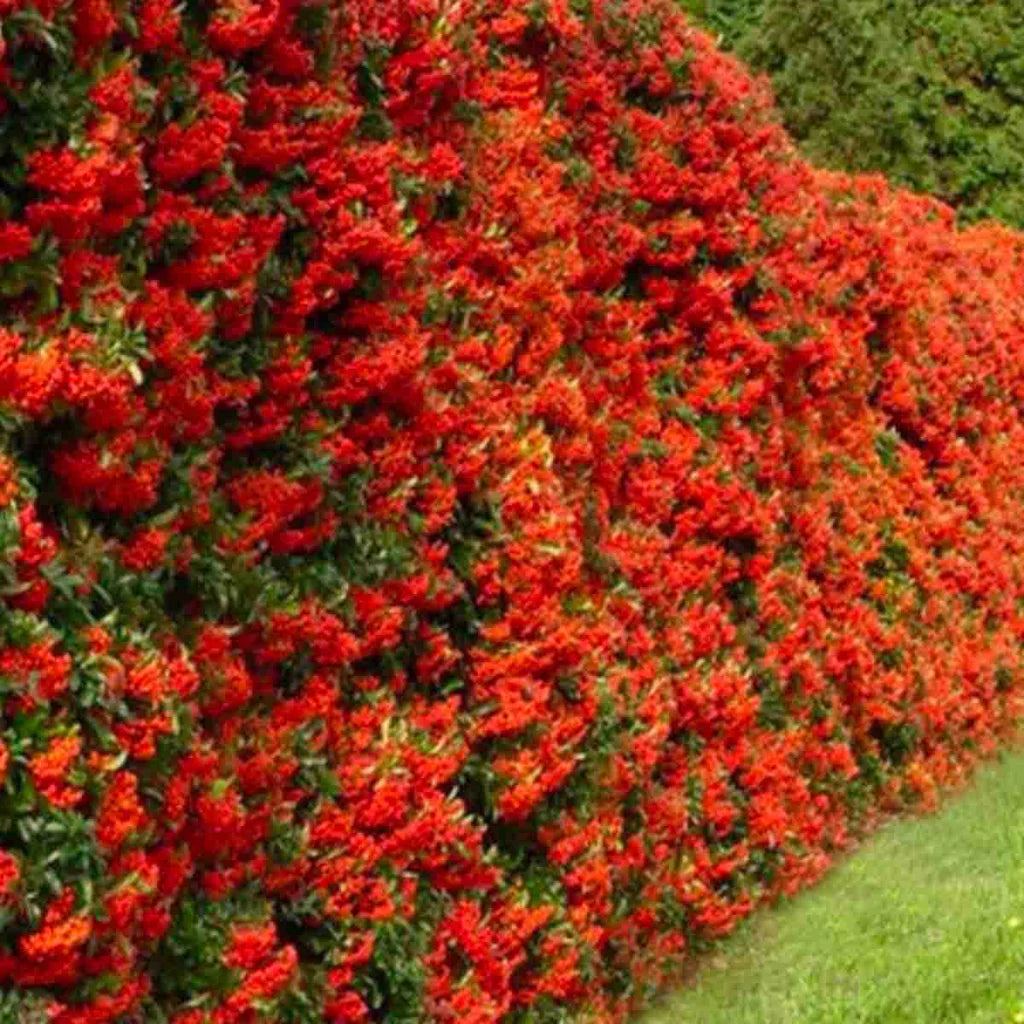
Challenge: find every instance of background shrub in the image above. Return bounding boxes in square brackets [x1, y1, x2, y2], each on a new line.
[680, 0, 1024, 226]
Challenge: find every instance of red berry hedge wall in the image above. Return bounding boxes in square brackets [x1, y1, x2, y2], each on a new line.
[2, 0, 1024, 1020]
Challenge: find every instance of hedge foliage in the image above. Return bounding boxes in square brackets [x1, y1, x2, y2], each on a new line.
[681, 0, 1024, 227]
[1, 0, 1024, 1021]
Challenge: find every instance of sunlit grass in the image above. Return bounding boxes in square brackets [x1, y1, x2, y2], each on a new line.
[643, 748, 1024, 1024]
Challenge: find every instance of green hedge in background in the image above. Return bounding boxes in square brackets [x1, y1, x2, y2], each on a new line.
[681, 0, 1024, 227]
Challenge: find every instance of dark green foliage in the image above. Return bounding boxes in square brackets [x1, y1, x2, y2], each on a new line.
[679, 0, 1024, 227]
[677, 0, 763, 44]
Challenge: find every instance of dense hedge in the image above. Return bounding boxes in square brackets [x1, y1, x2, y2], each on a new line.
[2, 0, 1024, 1021]
[681, 0, 1024, 227]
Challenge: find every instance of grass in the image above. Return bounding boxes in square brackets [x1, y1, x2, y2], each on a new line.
[641, 748, 1024, 1024]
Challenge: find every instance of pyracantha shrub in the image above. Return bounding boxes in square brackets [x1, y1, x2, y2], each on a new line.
[0, 0, 1023, 1021]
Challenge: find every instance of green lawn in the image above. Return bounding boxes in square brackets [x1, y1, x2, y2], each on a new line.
[642, 748, 1024, 1024]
